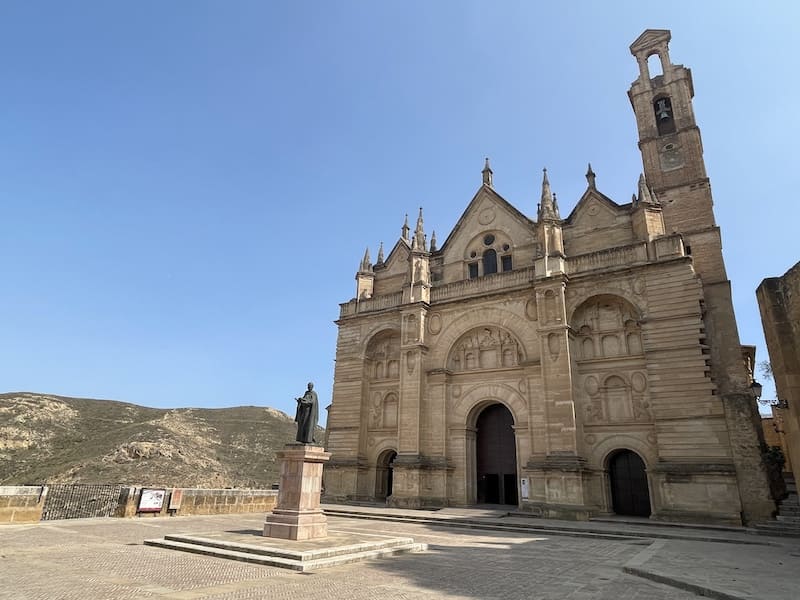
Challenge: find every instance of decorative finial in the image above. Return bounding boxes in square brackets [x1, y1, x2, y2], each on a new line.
[637, 173, 657, 205]
[376, 241, 385, 265]
[359, 247, 372, 272]
[429, 230, 437, 252]
[552, 193, 561, 218]
[401, 213, 410, 241]
[538, 167, 557, 220]
[412, 207, 427, 251]
[482, 157, 493, 187]
[586, 163, 596, 189]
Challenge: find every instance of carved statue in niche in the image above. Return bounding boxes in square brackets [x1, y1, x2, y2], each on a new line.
[448, 326, 522, 371]
[370, 393, 383, 428]
[632, 395, 652, 421]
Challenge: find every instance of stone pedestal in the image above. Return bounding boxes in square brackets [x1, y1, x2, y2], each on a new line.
[263, 444, 330, 541]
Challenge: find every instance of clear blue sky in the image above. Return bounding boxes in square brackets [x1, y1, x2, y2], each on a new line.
[2, 2, 797, 422]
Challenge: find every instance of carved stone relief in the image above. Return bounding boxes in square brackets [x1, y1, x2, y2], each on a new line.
[366, 331, 400, 382]
[406, 351, 416, 374]
[544, 290, 558, 324]
[581, 372, 652, 424]
[572, 296, 643, 361]
[428, 312, 442, 335]
[368, 391, 399, 430]
[404, 314, 419, 343]
[447, 327, 522, 372]
[548, 333, 560, 361]
[525, 297, 538, 321]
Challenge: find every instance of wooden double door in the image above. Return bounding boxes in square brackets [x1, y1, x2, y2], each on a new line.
[476, 403, 518, 505]
[609, 450, 651, 517]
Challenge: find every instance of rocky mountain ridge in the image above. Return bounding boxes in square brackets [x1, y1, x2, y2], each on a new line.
[0, 392, 319, 488]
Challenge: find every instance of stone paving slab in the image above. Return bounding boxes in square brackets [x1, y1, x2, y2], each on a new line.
[0, 511, 797, 599]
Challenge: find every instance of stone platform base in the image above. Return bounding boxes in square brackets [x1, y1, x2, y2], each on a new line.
[144, 530, 426, 572]
[263, 508, 328, 540]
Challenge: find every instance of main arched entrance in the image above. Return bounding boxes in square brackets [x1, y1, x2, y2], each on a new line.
[375, 449, 397, 501]
[475, 403, 517, 505]
[608, 450, 651, 517]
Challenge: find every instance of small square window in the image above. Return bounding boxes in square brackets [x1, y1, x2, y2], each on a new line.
[501, 255, 512, 272]
[468, 262, 479, 279]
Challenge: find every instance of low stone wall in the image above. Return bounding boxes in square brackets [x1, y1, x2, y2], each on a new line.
[0, 486, 46, 523]
[1, 486, 278, 524]
[119, 487, 279, 518]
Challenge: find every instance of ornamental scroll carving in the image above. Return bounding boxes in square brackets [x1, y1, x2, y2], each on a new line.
[447, 327, 523, 372]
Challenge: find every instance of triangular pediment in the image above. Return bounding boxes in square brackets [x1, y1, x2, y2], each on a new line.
[439, 185, 534, 255]
[630, 29, 671, 55]
[564, 188, 625, 229]
[375, 238, 410, 277]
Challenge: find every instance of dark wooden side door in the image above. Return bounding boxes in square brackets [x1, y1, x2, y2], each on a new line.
[609, 450, 651, 517]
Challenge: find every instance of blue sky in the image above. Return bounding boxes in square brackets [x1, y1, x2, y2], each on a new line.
[1, 2, 797, 422]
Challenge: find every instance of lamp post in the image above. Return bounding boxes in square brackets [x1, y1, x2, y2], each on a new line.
[752, 380, 789, 410]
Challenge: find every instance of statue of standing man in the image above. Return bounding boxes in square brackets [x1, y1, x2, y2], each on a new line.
[295, 382, 319, 444]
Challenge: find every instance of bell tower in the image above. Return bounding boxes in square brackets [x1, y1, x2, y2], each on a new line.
[628, 29, 775, 523]
[628, 29, 723, 283]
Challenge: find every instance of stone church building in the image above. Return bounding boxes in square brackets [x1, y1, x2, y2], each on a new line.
[324, 30, 774, 524]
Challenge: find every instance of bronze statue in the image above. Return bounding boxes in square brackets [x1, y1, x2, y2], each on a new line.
[295, 382, 319, 444]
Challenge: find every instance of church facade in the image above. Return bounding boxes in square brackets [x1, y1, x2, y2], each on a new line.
[324, 30, 774, 524]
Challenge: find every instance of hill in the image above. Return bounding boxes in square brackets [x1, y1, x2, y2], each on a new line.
[0, 392, 322, 488]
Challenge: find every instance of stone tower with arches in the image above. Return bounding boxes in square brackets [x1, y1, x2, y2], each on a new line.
[324, 30, 774, 525]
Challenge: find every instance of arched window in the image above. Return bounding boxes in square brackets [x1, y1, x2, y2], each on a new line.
[654, 96, 676, 135]
[483, 249, 498, 275]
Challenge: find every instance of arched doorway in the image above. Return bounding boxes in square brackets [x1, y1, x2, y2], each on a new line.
[375, 450, 397, 501]
[475, 403, 517, 505]
[608, 450, 651, 517]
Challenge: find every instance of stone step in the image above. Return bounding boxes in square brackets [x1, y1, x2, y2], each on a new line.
[322, 508, 766, 545]
[776, 515, 800, 523]
[753, 523, 800, 538]
[144, 535, 427, 572]
[162, 533, 416, 560]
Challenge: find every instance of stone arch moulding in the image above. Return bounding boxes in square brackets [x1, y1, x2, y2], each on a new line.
[566, 288, 644, 325]
[429, 306, 534, 369]
[360, 324, 401, 356]
[453, 382, 528, 429]
[589, 434, 657, 472]
[370, 440, 399, 465]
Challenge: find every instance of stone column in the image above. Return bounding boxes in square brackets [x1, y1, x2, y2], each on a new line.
[263, 444, 331, 541]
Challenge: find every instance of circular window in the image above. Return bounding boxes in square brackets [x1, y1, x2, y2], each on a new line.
[483, 234, 495, 246]
[502, 243, 510, 252]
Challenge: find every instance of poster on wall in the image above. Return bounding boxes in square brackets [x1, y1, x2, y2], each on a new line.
[520, 478, 530, 500]
[138, 488, 166, 512]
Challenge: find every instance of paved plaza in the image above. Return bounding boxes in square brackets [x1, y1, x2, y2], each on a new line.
[0, 507, 797, 599]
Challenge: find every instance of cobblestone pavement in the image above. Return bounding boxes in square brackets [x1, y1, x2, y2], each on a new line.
[0, 513, 794, 600]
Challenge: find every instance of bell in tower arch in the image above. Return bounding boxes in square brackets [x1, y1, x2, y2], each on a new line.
[654, 96, 676, 135]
